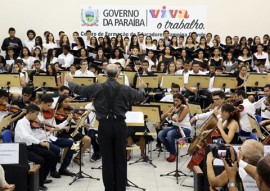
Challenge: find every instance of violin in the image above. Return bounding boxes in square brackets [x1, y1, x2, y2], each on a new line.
[0, 104, 21, 114]
[43, 108, 55, 119]
[30, 120, 53, 131]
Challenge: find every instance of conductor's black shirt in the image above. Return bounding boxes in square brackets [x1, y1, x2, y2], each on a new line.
[68, 78, 145, 120]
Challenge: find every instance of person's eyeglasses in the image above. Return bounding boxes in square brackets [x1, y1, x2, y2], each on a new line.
[213, 98, 220, 101]
[22, 94, 31, 97]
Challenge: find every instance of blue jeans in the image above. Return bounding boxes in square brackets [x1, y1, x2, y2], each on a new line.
[49, 137, 75, 170]
[158, 126, 191, 155]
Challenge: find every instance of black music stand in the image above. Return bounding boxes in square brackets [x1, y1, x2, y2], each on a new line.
[160, 130, 193, 184]
[213, 75, 237, 92]
[33, 75, 57, 95]
[0, 74, 21, 96]
[161, 75, 184, 90]
[73, 76, 96, 86]
[69, 113, 100, 185]
[129, 105, 161, 168]
[188, 75, 210, 108]
[126, 146, 145, 191]
[246, 73, 268, 100]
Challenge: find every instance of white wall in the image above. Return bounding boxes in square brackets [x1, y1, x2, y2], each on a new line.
[0, 0, 269, 44]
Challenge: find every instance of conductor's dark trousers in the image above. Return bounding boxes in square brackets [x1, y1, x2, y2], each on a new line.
[98, 117, 127, 191]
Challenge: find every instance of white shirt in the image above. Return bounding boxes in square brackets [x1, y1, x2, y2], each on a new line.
[172, 109, 191, 129]
[43, 42, 57, 51]
[75, 69, 95, 77]
[195, 106, 221, 121]
[85, 102, 97, 130]
[109, 58, 126, 68]
[23, 39, 35, 51]
[240, 99, 256, 132]
[22, 56, 34, 69]
[142, 44, 156, 51]
[15, 116, 41, 146]
[58, 53, 74, 68]
[52, 97, 59, 109]
[253, 52, 270, 69]
[254, 97, 270, 119]
[37, 112, 70, 142]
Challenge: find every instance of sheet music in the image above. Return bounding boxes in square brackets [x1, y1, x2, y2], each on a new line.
[125, 111, 144, 124]
[0, 143, 19, 164]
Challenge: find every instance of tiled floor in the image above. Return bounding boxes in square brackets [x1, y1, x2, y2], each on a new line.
[46, 146, 194, 191]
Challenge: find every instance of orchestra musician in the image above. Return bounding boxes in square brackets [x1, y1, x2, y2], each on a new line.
[209, 103, 241, 144]
[15, 104, 57, 191]
[158, 93, 191, 162]
[55, 94, 91, 166]
[234, 90, 256, 136]
[254, 84, 270, 129]
[190, 90, 226, 125]
[37, 95, 75, 177]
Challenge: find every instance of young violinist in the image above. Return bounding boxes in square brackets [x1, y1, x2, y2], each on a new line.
[0, 89, 26, 128]
[14, 103, 57, 190]
[38, 95, 76, 177]
[158, 93, 191, 162]
[55, 94, 91, 166]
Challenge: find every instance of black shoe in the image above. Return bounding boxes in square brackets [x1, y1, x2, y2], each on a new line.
[59, 168, 76, 177]
[50, 170, 61, 178]
[44, 179, 52, 184]
[90, 153, 101, 162]
[39, 185, 48, 190]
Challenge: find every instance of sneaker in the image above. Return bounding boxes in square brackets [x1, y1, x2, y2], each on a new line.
[90, 153, 101, 162]
[166, 154, 176, 162]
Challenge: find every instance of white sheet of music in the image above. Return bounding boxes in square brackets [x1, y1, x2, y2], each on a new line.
[0, 143, 19, 164]
[125, 111, 144, 126]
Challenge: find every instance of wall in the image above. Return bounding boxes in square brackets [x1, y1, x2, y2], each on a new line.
[0, 0, 269, 44]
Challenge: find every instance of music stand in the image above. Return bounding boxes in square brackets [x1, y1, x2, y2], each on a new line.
[135, 75, 158, 89]
[247, 114, 265, 141]
[125, 146, 145, 191]
[213, 75, 237, 92]
[0, 74, 21, 94]
[69, 113, 100, 185]
[123, 71, 136, 85]
[161, 75, 184, 89]
[73, 77, 96, 86]
[246, 73, 268, 100]
[188, 75, 210, 89]
[150, 101, 173, 115]
[188, 103, 202, 116]
[33, 75, 57, 88]
[97, 75, 125, 84]
[153, 72, 165, 84]
[129, 105, 161, 168]
[160, 135, 193, 184]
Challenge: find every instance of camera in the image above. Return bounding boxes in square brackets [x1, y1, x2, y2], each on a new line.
[211, 144, 233, 165]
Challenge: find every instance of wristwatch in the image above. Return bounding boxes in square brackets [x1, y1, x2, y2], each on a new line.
[227, 182, 237, 188]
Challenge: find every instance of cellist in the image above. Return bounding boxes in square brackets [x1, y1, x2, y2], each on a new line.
[190, 90, 226, 124]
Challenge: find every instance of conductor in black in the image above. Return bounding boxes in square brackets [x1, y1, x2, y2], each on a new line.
[66, 63, 145, 191]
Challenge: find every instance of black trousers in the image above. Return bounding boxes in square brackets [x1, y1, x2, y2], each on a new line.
[27, 144, 57, 186]
[98, 117, 127, 191]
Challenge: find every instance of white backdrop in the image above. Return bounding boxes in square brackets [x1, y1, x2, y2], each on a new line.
[0, 0, 269, 44]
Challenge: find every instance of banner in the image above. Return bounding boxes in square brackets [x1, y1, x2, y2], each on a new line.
[80, 5, 207, 38]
